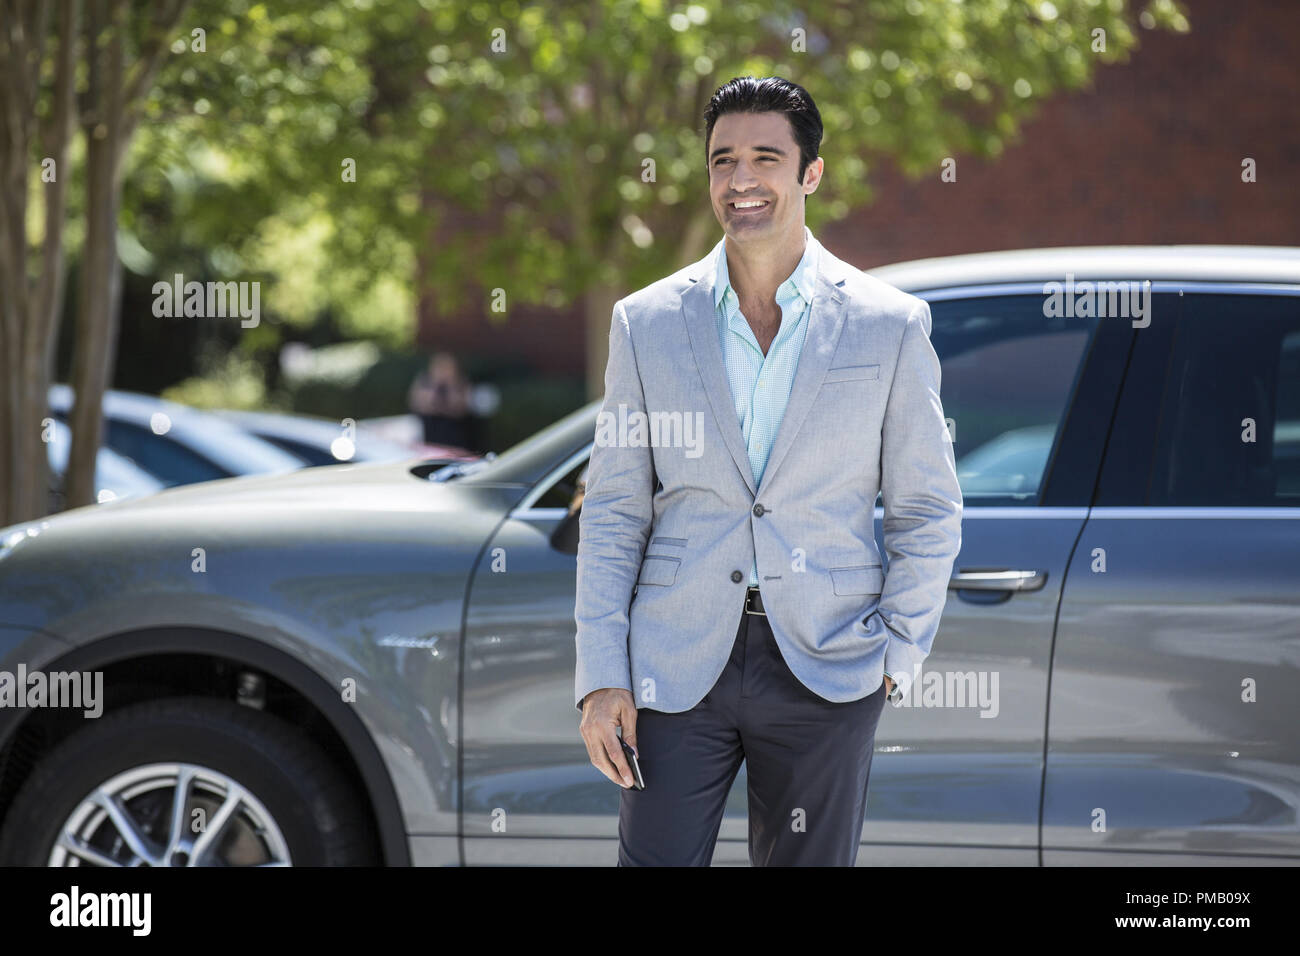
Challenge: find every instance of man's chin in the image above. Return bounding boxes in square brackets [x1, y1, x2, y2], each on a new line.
[723, 215, 775, 236]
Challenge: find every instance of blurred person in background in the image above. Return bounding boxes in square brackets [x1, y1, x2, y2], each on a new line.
[408, 352, 474, 449]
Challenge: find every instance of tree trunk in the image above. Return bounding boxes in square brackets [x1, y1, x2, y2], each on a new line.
[64, 1, 128, 510]
[584, 280, 621, 402]
[0, 0, 76, 527]
[65, 135, 127, 509]
[57, 0, 190, 512]
[676, 206, 718, 270]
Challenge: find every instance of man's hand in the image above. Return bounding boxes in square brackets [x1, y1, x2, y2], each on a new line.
[579, 687, 639, 788]
[884, 675, 896, 697]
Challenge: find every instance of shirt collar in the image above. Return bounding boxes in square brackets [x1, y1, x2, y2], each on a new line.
[713, 225, 820, 311]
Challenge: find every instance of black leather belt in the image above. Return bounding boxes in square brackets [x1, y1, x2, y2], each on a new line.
[744, 585, 765, 616]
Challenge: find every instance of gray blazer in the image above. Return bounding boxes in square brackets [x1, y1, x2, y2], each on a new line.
[575, 237, 962, 712]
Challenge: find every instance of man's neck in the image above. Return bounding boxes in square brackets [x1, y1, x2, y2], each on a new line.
[724, 229, 807, 309]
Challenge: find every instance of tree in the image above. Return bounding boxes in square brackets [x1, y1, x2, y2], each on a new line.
[0, 0, 79, 525]
[140, 0, 1192, 406]
[346, 0, 1190, 398]
[0, 0, 191, 525]
[1, 0, 1190, 526]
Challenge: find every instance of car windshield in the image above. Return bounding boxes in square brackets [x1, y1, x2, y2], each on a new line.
[434, 400, 598, 482]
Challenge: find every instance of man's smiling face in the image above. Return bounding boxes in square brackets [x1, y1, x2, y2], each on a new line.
[707, 111, 821, 243]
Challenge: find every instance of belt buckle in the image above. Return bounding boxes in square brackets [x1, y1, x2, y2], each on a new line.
[744, 586, 765, 616]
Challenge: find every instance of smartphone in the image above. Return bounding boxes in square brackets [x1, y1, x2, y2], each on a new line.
[620, 738, 645, 790]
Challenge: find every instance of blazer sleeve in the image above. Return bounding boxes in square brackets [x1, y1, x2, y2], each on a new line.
[874, 298, 963, 703]
[573, 298, 657, 710]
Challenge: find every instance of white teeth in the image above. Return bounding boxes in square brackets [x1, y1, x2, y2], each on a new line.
[732, 200, 768, 208]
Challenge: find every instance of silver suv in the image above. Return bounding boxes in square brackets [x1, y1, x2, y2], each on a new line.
[1, 245, 1297, 866]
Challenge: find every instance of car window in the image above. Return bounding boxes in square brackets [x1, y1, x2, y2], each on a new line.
[1147, 294, 1300, 506]
[929, 294, 1100, 505]
[254, 434, 336, 467]
[161, 417, 307, 477]
[106, 420, 229, 487]
[533, 459, 588, 510]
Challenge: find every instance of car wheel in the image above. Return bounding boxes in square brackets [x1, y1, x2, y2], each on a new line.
[0, 697, 378, 866]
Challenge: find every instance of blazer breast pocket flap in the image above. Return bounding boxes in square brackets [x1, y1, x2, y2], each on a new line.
[638, 554, 681, 586]
[830, 564, 885, 596]
[823, 364, 881, 384]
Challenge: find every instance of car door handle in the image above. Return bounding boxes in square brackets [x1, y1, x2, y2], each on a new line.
[948, 570, 1048, 592]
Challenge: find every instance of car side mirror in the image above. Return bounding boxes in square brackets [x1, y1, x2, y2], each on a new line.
[549, 508, 580, 554]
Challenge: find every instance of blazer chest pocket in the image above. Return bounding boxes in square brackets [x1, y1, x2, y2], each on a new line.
[638, 554, 681, 586]
[823, 364, 880, 384]
[830, 564, 884, 596]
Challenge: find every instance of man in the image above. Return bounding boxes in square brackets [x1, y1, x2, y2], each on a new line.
[575, 76, 962, 866]
[406, 352, 476, 450]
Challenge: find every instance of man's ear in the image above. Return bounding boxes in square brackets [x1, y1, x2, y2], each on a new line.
[803, 156, 824, 195]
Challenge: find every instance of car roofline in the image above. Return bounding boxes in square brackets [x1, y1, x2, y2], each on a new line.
[867, 245, 1300, 293]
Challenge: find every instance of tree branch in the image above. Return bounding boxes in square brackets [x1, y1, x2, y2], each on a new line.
[121, 0, 192, 139]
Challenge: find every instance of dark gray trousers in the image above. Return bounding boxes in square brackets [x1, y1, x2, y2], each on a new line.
[617, 594, 888, 866]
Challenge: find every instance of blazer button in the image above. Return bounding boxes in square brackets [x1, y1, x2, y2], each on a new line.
[752, 503, 765, 516]
[731, 570, 743, 582]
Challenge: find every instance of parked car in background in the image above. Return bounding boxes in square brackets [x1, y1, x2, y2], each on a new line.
[3, 247, 1296, 867]
[47, 385, 306, 488]
[211, 408, 476, 468]
[44, 418, 165, 510]
[358, 412, 483, 457]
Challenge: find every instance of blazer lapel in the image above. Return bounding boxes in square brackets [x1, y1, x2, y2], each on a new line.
[759, 259, 849, 494]
[681, 246, 757, 496]
[680, 240, 851, 500]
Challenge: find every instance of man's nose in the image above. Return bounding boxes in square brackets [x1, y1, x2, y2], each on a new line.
[730, 162, 760, 189]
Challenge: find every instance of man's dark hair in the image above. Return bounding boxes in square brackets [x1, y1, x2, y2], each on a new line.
[703, 76, 823, 186]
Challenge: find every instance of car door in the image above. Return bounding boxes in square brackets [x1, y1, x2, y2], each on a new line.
[848, 285, 1132, 864]
[459, 446, 608, 865]
[1045, 285, 1300, 863]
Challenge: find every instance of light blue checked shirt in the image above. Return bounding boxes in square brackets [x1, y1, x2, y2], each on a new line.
[713, 225, 821, 587]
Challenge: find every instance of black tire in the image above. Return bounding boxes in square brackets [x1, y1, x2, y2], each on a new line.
[0, 697, 379, 866]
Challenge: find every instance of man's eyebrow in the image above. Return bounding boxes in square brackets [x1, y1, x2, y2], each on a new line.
[709, 144, 788, 162]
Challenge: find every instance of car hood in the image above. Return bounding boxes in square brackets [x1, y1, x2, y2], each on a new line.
[0, 458, 537, 637]
[2, 458, 527, 542]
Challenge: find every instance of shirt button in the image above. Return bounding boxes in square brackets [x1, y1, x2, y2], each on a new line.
[752, 503, 765, 517]
[731, 570, 743, 582]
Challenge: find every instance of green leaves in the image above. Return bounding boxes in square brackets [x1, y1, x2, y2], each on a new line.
[130, 0, 1188, 333]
